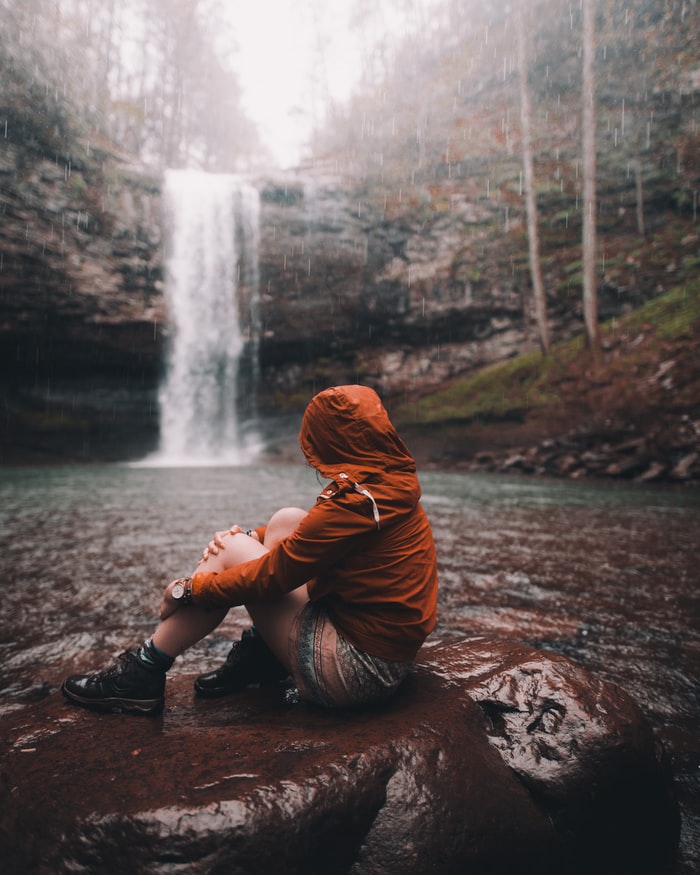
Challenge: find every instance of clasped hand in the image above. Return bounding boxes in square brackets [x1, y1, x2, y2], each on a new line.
[199, 524, 258, 562]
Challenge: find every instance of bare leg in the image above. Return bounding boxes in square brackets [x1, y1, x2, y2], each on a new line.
[246, 586, 309, 671]
[261, 506, 309, 551]
[151, 534, 266, 657]
[153, 506, 309, 666]
[247, 507, 309, 669]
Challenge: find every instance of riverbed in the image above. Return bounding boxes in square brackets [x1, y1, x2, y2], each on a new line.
[1, 464, 698, 873]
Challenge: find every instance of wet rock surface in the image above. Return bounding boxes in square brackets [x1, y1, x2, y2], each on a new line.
[456, 432, 700, 484]
[0, 637, 678, 875]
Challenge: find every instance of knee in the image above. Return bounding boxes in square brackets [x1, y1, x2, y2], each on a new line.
[264, 507, 307, 548]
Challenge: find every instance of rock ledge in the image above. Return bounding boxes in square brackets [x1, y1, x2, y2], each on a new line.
[0, 637, 678, 874]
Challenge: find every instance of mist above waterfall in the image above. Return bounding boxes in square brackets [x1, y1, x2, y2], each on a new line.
[149, 170, 261, 467]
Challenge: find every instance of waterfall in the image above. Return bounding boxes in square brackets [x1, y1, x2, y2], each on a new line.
[153, 170, 261, 466]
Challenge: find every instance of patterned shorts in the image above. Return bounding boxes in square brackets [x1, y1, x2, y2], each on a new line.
[289, 600, 411, 709]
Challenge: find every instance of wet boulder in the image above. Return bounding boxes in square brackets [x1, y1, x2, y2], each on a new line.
[0, 637, 678, 874]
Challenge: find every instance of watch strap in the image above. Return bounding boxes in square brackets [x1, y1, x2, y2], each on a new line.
[174, 577, 194, 605]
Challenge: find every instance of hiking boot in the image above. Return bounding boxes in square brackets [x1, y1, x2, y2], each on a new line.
[61, 649, 166, 716]
[194, 627, 288, 698]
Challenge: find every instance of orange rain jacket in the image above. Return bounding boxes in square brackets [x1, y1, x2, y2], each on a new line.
[190, 385, 438, 662]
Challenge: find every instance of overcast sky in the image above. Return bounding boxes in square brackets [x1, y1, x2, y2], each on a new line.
[225, 0, 439, 167]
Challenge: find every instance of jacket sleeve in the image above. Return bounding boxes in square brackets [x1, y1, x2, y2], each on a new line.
[190, 491, 377, 608]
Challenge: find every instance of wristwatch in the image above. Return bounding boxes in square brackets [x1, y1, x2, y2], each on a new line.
[171, 577, 193, 605]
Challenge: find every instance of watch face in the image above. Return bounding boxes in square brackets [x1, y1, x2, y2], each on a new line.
[171, 582, 185, 600]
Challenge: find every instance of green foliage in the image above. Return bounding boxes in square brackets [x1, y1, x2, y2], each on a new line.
[623, 278, 700, 341]
[395, 348, 562, 426]
[396, 280, 699, 428]
[69, 172, 88, 197]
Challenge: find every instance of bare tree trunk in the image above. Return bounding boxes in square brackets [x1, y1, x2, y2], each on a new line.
[635, 157, 646, 235]
[517, 3, 550, 354]
[582, 0, 599, 349]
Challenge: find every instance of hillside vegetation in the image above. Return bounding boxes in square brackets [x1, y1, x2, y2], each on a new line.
[318, 0, 698, 334]
[314, 0, 699, 483]
[394, 278, 700, 482]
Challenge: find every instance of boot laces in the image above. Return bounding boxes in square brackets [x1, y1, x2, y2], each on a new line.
[96, 650, 140, 680]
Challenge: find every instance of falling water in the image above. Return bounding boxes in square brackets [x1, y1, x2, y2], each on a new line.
[152, 170, 261, 466]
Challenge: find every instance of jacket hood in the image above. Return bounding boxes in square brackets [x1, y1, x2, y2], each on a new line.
[299, 385, 416, 482]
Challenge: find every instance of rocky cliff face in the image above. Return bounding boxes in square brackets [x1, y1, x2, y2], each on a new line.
[0, 135, 165, 461]
[0, 147, 695, 466]
[253, 170, 538, 411]
[0, 156, 551, 462]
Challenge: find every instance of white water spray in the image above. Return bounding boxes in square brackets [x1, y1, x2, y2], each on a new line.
[149, 170, 261, 466]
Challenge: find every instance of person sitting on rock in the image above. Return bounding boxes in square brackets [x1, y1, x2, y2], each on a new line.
[61, 385, 439, 716]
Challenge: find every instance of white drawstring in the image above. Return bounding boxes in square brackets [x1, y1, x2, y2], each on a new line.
[339, 473, 381, 529]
